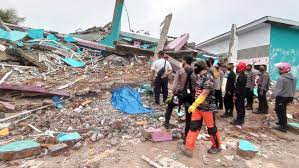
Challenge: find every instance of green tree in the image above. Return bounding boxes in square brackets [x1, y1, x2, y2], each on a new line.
[0, 8, 25, 25]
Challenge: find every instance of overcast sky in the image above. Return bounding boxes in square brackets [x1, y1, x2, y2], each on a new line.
[2, 0, 299, 42]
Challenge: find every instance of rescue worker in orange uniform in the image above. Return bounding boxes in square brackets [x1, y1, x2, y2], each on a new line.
[178, 60, 222, 157]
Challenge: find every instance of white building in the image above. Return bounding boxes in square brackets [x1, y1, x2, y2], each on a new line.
[196, 16, 299, 89]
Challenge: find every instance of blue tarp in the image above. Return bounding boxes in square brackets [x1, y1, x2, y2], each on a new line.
[28, 29, 44, 39]
[112, 86, 153, 114]
[0, 28, 27, 42]
[61, 58, 85, 68]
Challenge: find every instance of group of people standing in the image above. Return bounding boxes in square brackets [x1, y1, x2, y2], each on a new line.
[150, 52, 296, 157]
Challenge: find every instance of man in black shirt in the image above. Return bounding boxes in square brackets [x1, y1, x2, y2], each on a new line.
[221, 63, 236, 118]
[231, 62, 247, 125]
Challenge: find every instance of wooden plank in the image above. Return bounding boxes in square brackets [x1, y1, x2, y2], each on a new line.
[141, 155, 163, 168]
[0, 19, 12, 32]
[0, 70, 13, 84]
[0, 104, 51, 123]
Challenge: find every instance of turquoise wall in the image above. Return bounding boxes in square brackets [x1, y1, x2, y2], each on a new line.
[269, 25, 299, 90]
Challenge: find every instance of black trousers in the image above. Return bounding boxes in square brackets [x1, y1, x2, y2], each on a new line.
[215, 90, 223, 109]
[154, 77, 168, 104]
[245, 88, 254, 109]
[165, 96, 193, 141]
[275, 96, 293, 127]
[257, 89, 268, 113]
[224, 92, 234, 114]
[235, 97, 245, 123]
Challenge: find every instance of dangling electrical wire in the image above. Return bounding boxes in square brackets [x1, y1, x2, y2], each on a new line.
[124, 2, 132, 32]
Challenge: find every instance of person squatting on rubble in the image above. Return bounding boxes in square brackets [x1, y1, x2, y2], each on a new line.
[221, 63, 236, 118]
[271, 63, 297, 132]
[245, 64, 255, 110]
[231, 62, 247, 126]
[164, 55, 196, 143]
[178, 60, 222, 157]
[213, 62, 224, 110]
[150, 51, 173, 105]
[254, 64, 270, 114]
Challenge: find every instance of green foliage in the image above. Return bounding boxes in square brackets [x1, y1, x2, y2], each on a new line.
[0, 8, 25, 25]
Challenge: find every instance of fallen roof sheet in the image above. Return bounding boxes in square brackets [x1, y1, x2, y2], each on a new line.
[164, 33, 189, 52]
[0, 83, 70, 97]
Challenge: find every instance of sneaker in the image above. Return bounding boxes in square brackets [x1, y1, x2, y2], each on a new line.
[274, 126, 288, 133]
[253, 111, 263, 114]
[178, 144, 193, 158]
[207, 146, 222, 154]
[246, 107, 253, 110]
[230, 120, 243, 126]
[163, 122, 170, 129]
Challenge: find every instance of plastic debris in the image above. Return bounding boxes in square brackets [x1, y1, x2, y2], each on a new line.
[61, 57, 85, 68]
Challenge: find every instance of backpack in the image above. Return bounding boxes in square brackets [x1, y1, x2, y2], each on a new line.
[176, 69, 194, 101]
[156, 60, 167, 79]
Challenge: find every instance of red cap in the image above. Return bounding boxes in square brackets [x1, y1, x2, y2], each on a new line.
[236, 62, 247, 72]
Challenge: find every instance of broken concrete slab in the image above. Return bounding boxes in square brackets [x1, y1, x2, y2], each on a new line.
[0, 140, 41, 161]
[153, 13, 173, 60]
[0, 100, 15, 111]
[56, 132, 81, 146]
[237, 139, 258, 159]
[288, 122, 299, 134]
[10, 48, 48, 71]
[72, 142, 83, 150]
[48, 143, 68, 156]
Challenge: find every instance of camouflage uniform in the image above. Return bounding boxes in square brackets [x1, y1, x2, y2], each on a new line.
[195, 72, 217, 112]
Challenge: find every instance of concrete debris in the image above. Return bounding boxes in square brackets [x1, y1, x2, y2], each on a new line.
[56, 132, 81, 145]
[237, 139, 258, 159]
[72, 142, 83, 150]
[288, 122, 299, 134]
[0, 140, 41, 161]
[48, 143, 69, 156]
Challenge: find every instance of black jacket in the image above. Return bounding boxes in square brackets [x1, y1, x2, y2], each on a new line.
[235, 72, 247, 98]
[225, 71, 236, 93]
